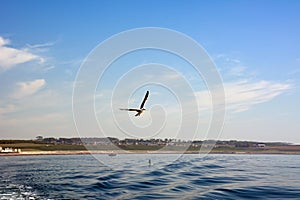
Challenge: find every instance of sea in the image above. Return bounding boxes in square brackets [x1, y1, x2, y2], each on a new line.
[0, 154, 299, 199]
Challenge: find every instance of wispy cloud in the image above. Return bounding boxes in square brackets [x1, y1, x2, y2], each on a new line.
[0, 36, 45, 70]
[228, 65, 247, 77]
[213, 53, 258, 79]
[11, 79, 46, 99]
[0, 104, 16, 115]
[208, 53, 294, 113]
[216, 54, 241, 64]
[225, 80, 292, 112]
[26, 41, 56, 49]
[196, 79, 292, 113]
[43, 65, 56, 73]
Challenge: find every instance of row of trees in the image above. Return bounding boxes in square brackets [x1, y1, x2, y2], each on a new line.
[0, 136, 289, 147]
[33, 136, 289, 148]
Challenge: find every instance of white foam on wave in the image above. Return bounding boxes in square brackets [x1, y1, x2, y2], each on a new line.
[0, 183, 38, 200]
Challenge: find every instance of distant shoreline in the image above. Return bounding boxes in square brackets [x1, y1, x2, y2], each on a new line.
[1, 140, 300, 156]
[1, 150, 300, 156]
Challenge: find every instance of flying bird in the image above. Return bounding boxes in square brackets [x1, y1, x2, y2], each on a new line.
[120, 91, 149, 116]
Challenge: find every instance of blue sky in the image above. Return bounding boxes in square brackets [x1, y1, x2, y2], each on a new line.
[0, 0, 300, 143]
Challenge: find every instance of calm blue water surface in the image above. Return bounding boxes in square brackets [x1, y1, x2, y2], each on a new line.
[0, 154, 299, 199]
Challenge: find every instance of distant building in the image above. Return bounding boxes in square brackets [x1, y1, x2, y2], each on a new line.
[257, 143, 266, 148]
[1, 147, 13, 153]
[0, 147, 21, 153]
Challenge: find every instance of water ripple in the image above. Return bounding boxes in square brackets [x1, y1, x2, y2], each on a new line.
[0, 154, 299, 199]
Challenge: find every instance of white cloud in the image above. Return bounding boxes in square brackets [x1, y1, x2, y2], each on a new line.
[195, 80, 292, 113]
[0, 37, 10, 46]
[11, 79, 46, 99]
[0, 36, 44, 70]
[225, 80, 292, 112]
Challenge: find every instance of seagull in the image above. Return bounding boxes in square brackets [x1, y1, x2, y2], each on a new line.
[120, 91, 149, 117]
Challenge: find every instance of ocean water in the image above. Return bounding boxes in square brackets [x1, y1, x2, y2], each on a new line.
[0, 154, 299, 199]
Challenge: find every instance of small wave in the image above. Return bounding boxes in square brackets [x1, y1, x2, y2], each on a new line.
[90, 179, 126, 191]
[210, 185, 300, 199]
[191, 177, 231, 186]
[145, 169, 169, 177]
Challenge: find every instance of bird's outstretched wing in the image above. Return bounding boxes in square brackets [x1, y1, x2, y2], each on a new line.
[140, 91, 149, 109]
[120, 108, 140, 112]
